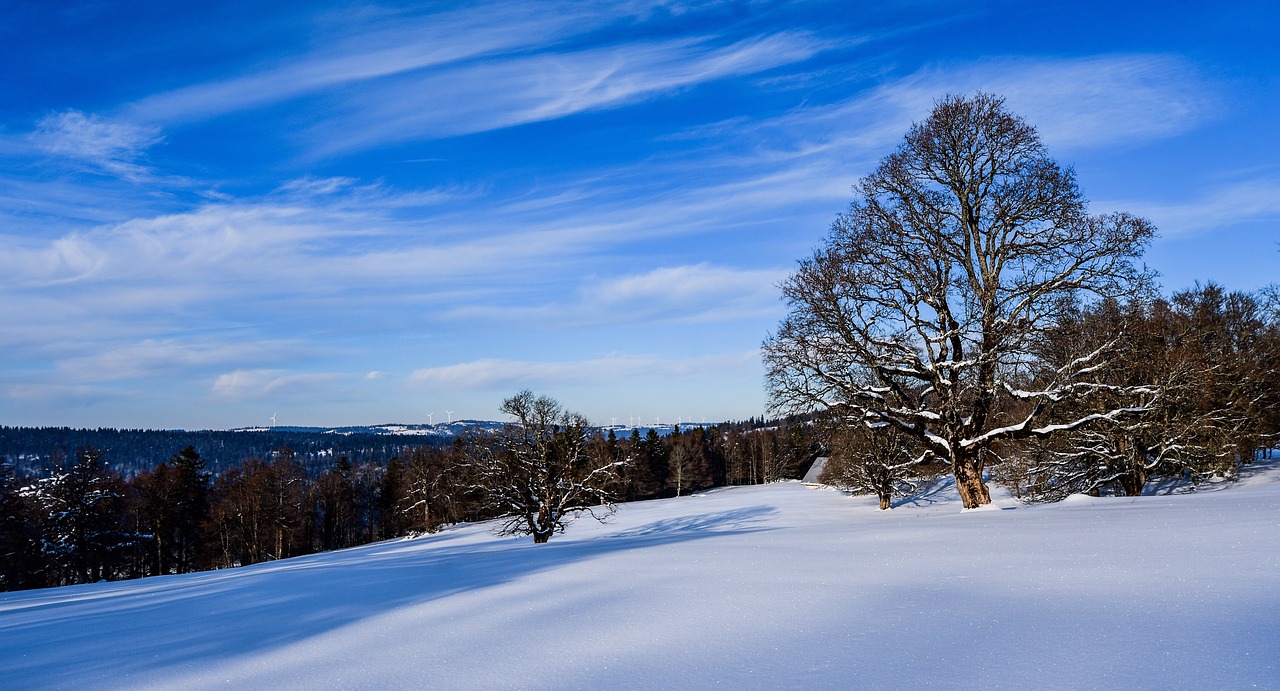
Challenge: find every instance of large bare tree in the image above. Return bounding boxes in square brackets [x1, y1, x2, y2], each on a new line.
[764, 93, 1155, 508]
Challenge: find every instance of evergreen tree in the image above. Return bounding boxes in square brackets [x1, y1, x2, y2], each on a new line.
[135, 446, 211, 574]
[19, 448, 140, 585]
[642, 428, 669, 497]
[377, 457, 413, 538]
[0, 458, 41, 591]
[310, 456, 358, 551]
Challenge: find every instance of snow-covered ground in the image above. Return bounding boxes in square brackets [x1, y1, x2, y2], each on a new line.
[4, 463, 1279, 690]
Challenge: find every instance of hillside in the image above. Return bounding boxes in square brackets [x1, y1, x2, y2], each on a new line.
[3, 464, 1278, 689]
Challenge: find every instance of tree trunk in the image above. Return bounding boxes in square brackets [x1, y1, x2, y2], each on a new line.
[1119, 465, 1147, 497]
[953, 456, 991, 509]
[878, 493, 891, 510]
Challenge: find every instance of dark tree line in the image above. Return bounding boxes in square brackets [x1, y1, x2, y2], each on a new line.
[999, 282, 1280, 500]
[0, 426, 449, 478]
[0, 415, 820, 592]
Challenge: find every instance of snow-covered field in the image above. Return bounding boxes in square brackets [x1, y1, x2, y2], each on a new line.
[4, 464, 1279, 690]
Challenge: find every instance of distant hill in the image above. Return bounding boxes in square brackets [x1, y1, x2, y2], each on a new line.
[0, 424, 479, 477]
[0, 420, 723, 477]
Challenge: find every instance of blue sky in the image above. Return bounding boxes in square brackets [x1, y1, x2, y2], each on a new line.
[1, 1, 1276, 430]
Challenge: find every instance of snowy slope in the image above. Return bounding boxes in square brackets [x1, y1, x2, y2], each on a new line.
[3, 463, 1279, 690]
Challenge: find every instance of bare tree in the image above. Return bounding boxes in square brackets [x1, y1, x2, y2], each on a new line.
[1022, 286, 1280, 500]
[464, 391, 624, 543]
[395, 446, 452, 534]
[764, 93, 1155, 508]
[820, 421, 932, 510]
[209, 453, 306, 566]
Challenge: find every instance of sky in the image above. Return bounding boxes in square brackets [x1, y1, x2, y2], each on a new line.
[0, 1, 1276, 430]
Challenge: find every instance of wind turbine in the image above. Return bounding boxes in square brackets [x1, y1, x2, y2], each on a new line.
[610, 417, 618, 426]
[270, 412, 277, 428]
[446, 411, 454, 424]
[427, 412, 434, 425]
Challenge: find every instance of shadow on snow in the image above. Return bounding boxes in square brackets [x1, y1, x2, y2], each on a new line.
[0, 503, 777, 687]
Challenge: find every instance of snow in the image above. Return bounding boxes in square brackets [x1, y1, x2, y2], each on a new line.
[802, 455, 828, 483]
[4, 462, 1280, 689]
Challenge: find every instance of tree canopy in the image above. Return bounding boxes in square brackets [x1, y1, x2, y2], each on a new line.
[764, 93, 1156, 507]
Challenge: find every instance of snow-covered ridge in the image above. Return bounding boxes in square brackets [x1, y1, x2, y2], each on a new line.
[3, 460, 1278, 689]
[230, 420, 505, 436]
[232, 421, 718, 437]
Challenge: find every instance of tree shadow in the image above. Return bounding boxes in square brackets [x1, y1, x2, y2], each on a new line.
[1, 503, 777, 688]
[608, 505, 775, 539]
[891, 476, 956, 508]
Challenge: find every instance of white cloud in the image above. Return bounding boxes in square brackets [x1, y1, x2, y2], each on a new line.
[120, 2, 831, 156]
[1103, 178, 1280, 238]
[408, 351, 757, 391]
[686, 53, 1216, 177]
[276, 176, 360, 196]
[211, 369, 342, 401]
[55, 339, 295, 382]
[579, 263, 787, 324]
[32, 110, 163, 179]
[306, 31, 828, 154]
[593, 263, 781, 303]
[855, 54, 1214, 152]
[125, 3, 599, 125]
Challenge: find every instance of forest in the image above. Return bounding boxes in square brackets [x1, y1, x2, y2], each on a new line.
[0, 426, 452, 478]
[0, 415, 820, 591]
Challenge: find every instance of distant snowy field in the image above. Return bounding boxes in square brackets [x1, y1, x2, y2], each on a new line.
[4, 464, 1279, 689]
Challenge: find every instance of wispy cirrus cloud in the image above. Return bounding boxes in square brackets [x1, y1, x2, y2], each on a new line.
[593, 263, 781, 304]
[18, 2, 837, 179]
[408, 351, 757, 391]
[905, 54, 1215, 150]
[31, 110, 163, 179]
[56, 338, 298, 383]
[123, 2, 833, 157]
[305, 31, 831, 155]
[1102, 177, 1280, 238]
[211, 369, 344, 401]
[433, 263, 788, 330]
[577, 263, 786, 325]
[683, 53, 1216, 172]
[875, 54, 1212, 151]
[124, 2, 605, 125]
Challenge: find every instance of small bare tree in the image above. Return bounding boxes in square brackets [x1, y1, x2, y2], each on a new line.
[465, 391, 624, 543]
[764, 93, 1156, 508]
[820, 421, 930, 509]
